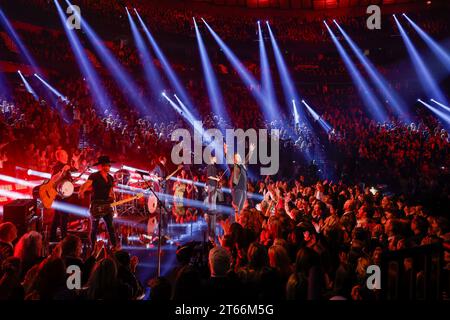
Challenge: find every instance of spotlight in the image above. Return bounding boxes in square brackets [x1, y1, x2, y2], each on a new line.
[334, 20, 410, 121]
[403, 14, 450, 74]
[55, 0, 113, 114]
[258, 20, 279, 120]
[266, 21, 311, 129]
[418, 99, 450, 126]
[65, 0, 151, 116]
[135, 9, 198, 117]
[430, 99, 450, 113]
[34, 73, 68, 102]
[202, 18, 268, 114]
[127, 7, 165, 102]
[193, 16, 230, 127]
[17, 70, 38, 100]
[325, 20, 387, 122]
[394, 15, 447, 104]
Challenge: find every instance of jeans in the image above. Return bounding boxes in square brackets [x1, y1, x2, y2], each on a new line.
[90, 213, 117, 247]
[50, 210, 68, 242]
[205, 185, 218, 212]
[204, 186, 218, 240]
[232, 188, 247, 212]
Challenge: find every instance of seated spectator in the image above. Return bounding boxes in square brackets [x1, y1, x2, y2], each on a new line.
[0, 222, 17, 264]
[85, 258, 131, 300]
[13, 231, 44, 279]
[148, 277, 172, 301]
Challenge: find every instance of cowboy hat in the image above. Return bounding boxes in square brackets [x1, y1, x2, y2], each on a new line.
[93, 155, 115, 166]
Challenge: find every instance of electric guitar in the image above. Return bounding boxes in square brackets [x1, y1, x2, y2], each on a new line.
[153, 164, 183, 187]
[90, 193, 144, 218]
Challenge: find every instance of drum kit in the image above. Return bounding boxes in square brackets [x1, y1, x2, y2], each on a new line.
[113, 167, 163, 238]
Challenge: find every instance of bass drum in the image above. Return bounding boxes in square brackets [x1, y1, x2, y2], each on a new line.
[56, 179, 74, 198]
[114, 169, 131, 185]
[147, 215, 158, 235]
[146, 182, 161, 214]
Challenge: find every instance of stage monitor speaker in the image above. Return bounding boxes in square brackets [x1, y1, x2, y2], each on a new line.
[3, 198, 38, 236]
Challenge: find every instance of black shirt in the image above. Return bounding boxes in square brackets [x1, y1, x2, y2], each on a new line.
[52, 162, 73, 181]
[88, 171, 114, 202]
[153, 163, 167, 179]
[233, 164, 247, 190]
[206, 164, 218, 187]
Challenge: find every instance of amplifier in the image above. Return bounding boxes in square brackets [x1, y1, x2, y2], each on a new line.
[3, 198, 38, 236]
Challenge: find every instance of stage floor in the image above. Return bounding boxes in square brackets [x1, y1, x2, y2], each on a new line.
[122, 218, 209, 299]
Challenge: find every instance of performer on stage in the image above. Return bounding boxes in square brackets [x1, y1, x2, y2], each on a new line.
[79, 155, 118, 249]
[225, 143, 255, 222]
[173, 169, 188, 222]
[153, 155, 168, 185]
[49, 149, 73, 242]
[205, 155, 220, 242]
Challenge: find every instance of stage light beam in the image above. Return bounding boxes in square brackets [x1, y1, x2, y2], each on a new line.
[202, 18, 274, 116]
[430, 99, 450, 113]
[17, 70, 38, 100]
[134, 9, 198, 118]
[258, 21, 278, 121]
[126, 8, 165, 102]
[55, 0, 114, 115]
[333, 20, 411, 122]
[418, 99, 450, 126]
[193, 17, 230, 126]
[34, 73, 68, 102]
[65, 0, 152, 116]
[266, 22, 313, 127]
[393, 15, 448, 105]
[403, 14, 450, 73]
[324, 21, 387, 122]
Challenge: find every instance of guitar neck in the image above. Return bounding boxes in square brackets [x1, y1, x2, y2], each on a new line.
[166, 166, 182, 181]
[110, 196, 139, 207]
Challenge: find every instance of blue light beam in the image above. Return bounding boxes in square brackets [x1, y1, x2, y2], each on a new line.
[126, 8, 165, 100]
[324, 21, 387, 123]
[34, 73, 68, 102]
[193, 17, 230, 126]
[266, 22, 309, 125]
[135, 9, 198, 118]
[403, 14, 450, 73]
[393, 15, 448, 105]
[301, 100, 332, 133]
[65, 0, 151, 116]
[55, 0, 113, 115]
[17, 70, 38, 100]
[202, 18, 272, 116]
[0, 9, 41, 74]
[258, 21, 278, 121]
[430, 99, 450, 113]
[418, 99, 450, 126]
[333, 20, 411, 122]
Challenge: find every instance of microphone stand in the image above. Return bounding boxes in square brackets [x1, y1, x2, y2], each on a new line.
[136, 171, 170, 277]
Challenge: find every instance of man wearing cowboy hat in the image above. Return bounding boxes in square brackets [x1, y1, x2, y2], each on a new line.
[79, 155, 119, 250]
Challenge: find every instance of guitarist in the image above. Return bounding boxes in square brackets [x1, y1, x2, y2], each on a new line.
[49, 149, 73, 242]
[78, 156, 118, 250]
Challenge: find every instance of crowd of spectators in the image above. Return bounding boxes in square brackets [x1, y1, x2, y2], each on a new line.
[1, 177, 449, 300]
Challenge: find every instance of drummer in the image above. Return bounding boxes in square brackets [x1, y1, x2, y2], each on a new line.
[49, 149, 74, 242]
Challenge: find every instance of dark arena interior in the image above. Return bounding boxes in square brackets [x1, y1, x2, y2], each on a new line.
[0, 0, 449, 308]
